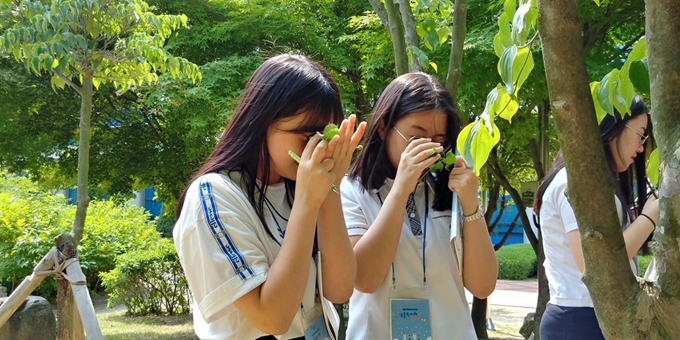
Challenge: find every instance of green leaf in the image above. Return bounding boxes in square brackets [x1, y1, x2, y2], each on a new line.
[429, 61, 438, 73]
[457, 120, 501, 175]
[493, 13, 513, 58]
[496, 86, 520, 122]
[498, 45, 518, 95]
[512, 46, 534, 94]
[512, 1, 532, 44]
[597, 73, 614, 116]
[646, 148, 659, 186]
[591, 81, 608, 124]
[627, 36, 647, 62]
[629, 59, 650, 95]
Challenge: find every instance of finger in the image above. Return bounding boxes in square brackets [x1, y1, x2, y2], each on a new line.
[406, 141, 443, 157]
[310, 136, 329, 164]
[455, 156, 469, 169]
[302, 133, 322, 161]
[349, 121, 367, 151]
[414, 145, 444, 163]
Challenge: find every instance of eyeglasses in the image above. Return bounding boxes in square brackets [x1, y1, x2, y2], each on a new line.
[392, 126, 450, 149]
[625, 125, 649, 146]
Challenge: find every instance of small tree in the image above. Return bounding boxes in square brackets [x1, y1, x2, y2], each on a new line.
[0, 0, 200, 337]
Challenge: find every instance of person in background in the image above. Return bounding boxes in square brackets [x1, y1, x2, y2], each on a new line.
[534, 96, 657, 339]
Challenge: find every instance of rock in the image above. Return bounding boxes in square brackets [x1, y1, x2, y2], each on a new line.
[519, 312, 535, 339]
[0, 295, 56, 340]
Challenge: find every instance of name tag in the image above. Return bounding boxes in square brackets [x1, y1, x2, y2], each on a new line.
[304, 315, 332, 340]
[390, 299, 432, 340]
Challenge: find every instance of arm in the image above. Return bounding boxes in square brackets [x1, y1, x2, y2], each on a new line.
[566, 196, 658, 273]
[316, 115, 365, 302]
[234, 134, 336, 335]
[449, 157, 498, 298]
[351, 138, 443, 293]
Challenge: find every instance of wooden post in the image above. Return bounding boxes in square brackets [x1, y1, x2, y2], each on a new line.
[65, 261, 103, 340]
[0, 248, 56, 328]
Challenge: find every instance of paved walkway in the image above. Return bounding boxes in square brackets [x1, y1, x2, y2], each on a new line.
[465, 279, 539, 338]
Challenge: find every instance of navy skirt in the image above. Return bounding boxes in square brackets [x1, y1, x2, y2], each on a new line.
[540, 303, 605, 340]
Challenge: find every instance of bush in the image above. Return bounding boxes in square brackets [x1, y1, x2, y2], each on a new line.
[497, 244, 537, 280]
[638, 254, 653, 276]
[154, 215, 176, 238]
[0, 174, 163, 297]
[100, 238, 191, 315]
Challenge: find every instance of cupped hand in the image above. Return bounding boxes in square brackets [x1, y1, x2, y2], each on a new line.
[295, 134, 336, 208]
[394, 138, 443, 193]
[325, 114, 367, 186]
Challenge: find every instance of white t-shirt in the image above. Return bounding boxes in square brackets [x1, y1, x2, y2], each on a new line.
[173, 171, 320, 339]
[341, 176, 476, 340]
[540, 168, 636, 308]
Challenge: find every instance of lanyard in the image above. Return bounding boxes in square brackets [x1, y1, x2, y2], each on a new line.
[376, 187, 429, 288]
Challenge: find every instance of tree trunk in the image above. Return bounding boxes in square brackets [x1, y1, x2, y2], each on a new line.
[647, 0, 680, 301]
[71, 73, 94, 246]
[56, 73, 94, 340]
[446, 0, 467, 105]
[533, 229, 549, 340]
[396, 0, 421, 72]
[539, 99, 551, 175]
[384, 0, 408, 75]
[537, 0, 680, 338]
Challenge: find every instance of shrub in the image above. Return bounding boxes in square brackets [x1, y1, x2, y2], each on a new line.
[100, 238, 191, 315]
[638, 254, 653, 276]
[154, 215, 176, 238]
[0, 174, 162, 297]
[496, 244, 537, 280]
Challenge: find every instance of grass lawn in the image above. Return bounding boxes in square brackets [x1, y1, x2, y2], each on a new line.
[98, 311, 197, 340]
[98, 311, 523, 339]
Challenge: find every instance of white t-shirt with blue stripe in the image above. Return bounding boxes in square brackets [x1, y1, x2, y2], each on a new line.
[174, 171, 319, 339]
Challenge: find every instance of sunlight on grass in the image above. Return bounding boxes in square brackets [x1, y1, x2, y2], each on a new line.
[98, 311, 197, 340]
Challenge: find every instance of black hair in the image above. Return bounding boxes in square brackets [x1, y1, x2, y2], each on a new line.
[349, 72, 462, 211]
[534, 95, 650, 225]
[175, 54, 343, 241]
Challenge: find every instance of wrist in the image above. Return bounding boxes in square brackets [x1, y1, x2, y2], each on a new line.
[639, 213, 656, 231]
[462, 206, 484, 223]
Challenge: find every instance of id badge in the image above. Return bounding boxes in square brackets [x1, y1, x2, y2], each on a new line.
[304, 315, 332, 340]
[390, 299, 432, 340]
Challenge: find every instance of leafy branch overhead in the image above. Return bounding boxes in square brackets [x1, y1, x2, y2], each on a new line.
[0, 0, 202, 94]
[457, 0, 537, 174]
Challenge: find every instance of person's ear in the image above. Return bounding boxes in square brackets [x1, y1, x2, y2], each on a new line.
[378, 121, 386, 140]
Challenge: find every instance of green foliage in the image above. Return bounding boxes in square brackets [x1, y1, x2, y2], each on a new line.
[591, 37, 648, 122]
[646, 149, 659, 186]
[100, 238, 191, 315]
[496, 244, 537, 280]
[457, 0, 538, 174]
[154, 215, 175, 238]
[0, 0, 201, 93]
[0, 173, 162, 296]
[638, 254, 652, 277]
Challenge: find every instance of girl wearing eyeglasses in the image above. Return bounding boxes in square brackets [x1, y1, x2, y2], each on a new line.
[534, 95, 658, 339]
[339, 72, 497, 339]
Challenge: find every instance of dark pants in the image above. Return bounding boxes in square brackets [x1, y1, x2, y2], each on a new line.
[540, 303, 605, 340]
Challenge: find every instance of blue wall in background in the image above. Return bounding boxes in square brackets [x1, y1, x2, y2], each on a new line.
[488, 195, 525, 247]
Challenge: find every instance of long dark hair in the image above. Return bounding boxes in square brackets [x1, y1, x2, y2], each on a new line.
[534, 96, 650, 225]
[175, 54, 343, 240]
[349, 72, 462, 211]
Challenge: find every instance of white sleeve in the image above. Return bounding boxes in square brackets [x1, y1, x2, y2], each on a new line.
[174, 175, 269, 323]
[340, 176, 370, 237]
